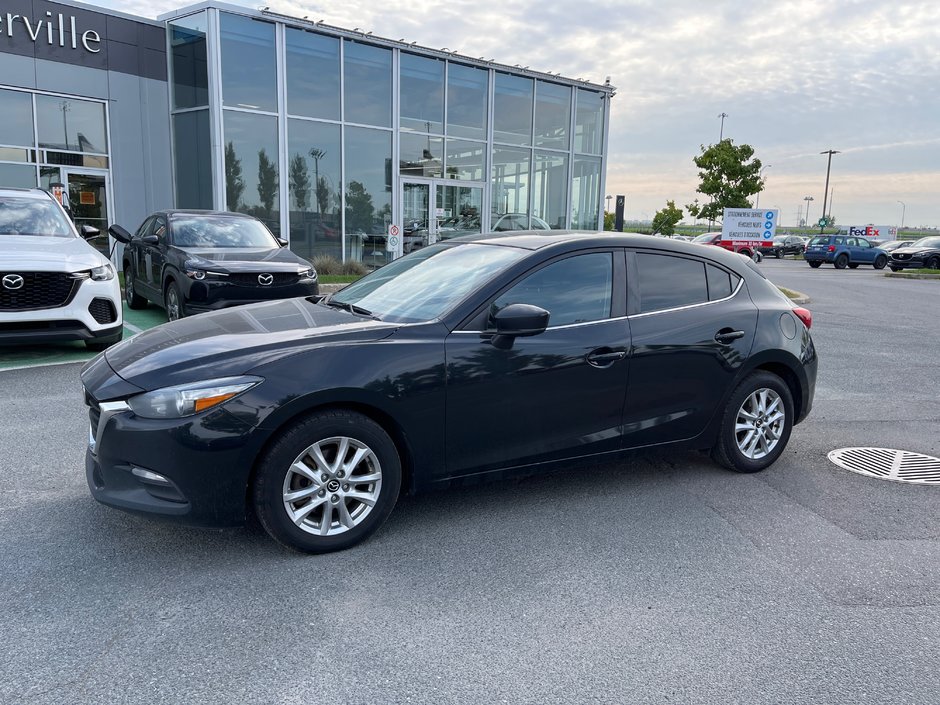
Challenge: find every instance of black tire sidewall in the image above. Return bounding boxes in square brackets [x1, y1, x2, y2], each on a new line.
[874, 255, 887, 270]
[716, 371, 794, 473]
[253, 411, 402, 553]
[928, 257, 940, 270]
[165, 281, 184, 320]
[835, 254, 848, 269]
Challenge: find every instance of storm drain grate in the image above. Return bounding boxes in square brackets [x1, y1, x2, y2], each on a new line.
[828, 447, 940, 485]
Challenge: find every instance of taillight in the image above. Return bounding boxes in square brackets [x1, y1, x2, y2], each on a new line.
[793, 307, 812, 329]
[827, 245, 835, 252]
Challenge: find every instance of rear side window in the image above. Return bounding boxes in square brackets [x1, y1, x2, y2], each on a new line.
[637, 253, 708, 313]
[706, 264, 740, 301]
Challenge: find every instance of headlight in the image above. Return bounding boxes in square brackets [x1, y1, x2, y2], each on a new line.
[127, 376, 262, 419]
[300, 268, 317, 279]
[91, 264, 114, 281]
[185, 269, 228, 279]
[913, 252, 927, 259]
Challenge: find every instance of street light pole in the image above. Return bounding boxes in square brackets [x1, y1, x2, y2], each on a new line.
[803, 196, 814, 228]
[819, 149, 839, 232]
[897, 200, 906, 228]
[718, 112, 728, 141]
[606, 194, 612, 212]
[755, 164, 771, 208]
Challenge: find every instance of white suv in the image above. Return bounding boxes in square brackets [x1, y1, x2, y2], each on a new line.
[0, 188, 122, 351]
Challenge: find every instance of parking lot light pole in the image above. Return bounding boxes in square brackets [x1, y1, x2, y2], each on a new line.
[897, 200, 906, 228]
[756, 165, 771, 208]
[803, 196, 814, 228]
[819, 149, 839, 232]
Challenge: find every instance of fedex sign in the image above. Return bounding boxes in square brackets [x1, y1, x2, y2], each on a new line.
[846, 225, 898, 239]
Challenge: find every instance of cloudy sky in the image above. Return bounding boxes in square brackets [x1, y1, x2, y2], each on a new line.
[104, 0, 940, 228]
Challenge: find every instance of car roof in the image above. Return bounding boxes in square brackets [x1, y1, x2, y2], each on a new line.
[0, 187, 56, 201]
[163, 210, 258, 219]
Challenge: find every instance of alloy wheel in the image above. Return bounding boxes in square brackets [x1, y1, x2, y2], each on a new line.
[125, 273, 134, 302]
[735, 388, 785, 460]
[166, 287, 181, 321]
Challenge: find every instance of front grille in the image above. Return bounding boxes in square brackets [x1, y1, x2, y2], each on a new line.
[0, 271, 77, 311]
[88, 298, 117, 324]
[228, 272, 301, 287]
[893, 253, 911, 261]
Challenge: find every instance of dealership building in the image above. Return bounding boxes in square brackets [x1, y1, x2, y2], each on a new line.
[0, 0, 612, 264]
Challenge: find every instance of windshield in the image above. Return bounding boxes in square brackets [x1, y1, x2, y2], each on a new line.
[912, 237, 940, 248]
[332, 243, 526, 323]
[692, 233, 716, 244]
[773, 237, 786, 244]
[0, 197, 73, 237]
[171, 215, 279, 248]
[809, 236, 829, 246]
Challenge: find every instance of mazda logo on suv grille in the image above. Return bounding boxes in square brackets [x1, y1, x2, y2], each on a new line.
[258, 273, 274, 286]
[2, 274, 24, 290]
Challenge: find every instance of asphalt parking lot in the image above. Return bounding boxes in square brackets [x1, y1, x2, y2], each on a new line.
[1, 258, 938, 704]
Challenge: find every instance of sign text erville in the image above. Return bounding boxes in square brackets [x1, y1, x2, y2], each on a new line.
[1, 11, 102, 53]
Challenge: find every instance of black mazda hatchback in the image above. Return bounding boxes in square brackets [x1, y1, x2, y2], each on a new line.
[81, 232, 817, 553]
[110, 211, 319, 321]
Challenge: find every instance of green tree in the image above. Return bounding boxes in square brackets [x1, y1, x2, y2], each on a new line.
[603, 211, 615, 231]
[257, 149, 278, 218]
[289, 154, 310, 212]
[224, 142, 244, 212]
[685, 139, 763, 223]
[651, 200, 683, 235]
[316, 176, 332, 216]
[345, 181, 374, 233]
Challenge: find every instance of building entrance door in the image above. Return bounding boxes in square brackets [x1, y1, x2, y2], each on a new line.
[39, 166, 113, 256]
[399, 180, 484, 258]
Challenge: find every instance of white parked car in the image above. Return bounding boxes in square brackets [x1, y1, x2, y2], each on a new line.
[0, 188, 122, 350]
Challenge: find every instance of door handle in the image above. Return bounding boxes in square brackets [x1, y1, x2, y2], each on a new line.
[714, 329, 745, 344]
[586, 348, 626, 367]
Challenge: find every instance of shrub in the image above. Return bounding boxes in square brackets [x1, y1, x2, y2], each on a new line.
[311, 255, 342, 275]
[341, 260, 368, 276]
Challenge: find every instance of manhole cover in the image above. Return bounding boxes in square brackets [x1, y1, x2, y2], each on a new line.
[828, 447, 940, 485]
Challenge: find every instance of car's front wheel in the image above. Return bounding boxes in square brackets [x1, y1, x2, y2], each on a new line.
[711, 371, 794, 473]
[252, 410, 402, 553]
[927, 256, 940, 270]
[873, 255, 887, 270]
[164, 281, 185, 322]
[889, 266, 901, 272]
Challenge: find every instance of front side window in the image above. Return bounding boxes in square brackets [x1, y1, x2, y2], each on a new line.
[636, 253, 708, 313]
[492, 253, 613, 327]
[0, 198, 73, 237]
[170, 215, 279, 248]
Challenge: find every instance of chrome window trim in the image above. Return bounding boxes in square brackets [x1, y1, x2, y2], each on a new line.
[451, 314, 628, 335]
[628, 277, 744, 320]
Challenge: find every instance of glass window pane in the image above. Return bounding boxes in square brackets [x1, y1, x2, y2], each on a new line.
[444, 139, 484, 181]
[637, 254, 708, 313]
[533, 151, 568, 229]
[399, 132, 442, 178]
[223, 110, 280, 234]
[493, 73, 533, 145]
[169, 12, 209, 110]
[36, 96, 107, 154]
[287, 118, 342, 261]
[344, 41, 391, 127]
[494, 253, 612, 326]
[492, 147, 530, 226]
[534, 81, 571, 150]
[0, 148, 33, 163]
[436, 184, 483, 240]
[706, 264, 733, 301]
[220, 14, 277, 112]
[447, 63, 487, 140]
[0, 89, 34, 147]
[286, 29, 340, 120]
[575, 89, 605, 154]
[571, 156, 601, 230]
[345, 126, 392, 264]
[173, 111, 213, 209]
[0, 163, 37, 188]
[400, 53, 444, 134]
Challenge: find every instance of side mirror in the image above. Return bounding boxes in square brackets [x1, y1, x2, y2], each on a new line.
[108, 225, 133, 244]
[276, 237, 289, 247]
[491, 303, 550, 338]
[80, 224, 100, 239]
[141, 234, 159, 246]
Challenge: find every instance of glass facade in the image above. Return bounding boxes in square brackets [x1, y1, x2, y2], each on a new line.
[166, 7, 610, 264]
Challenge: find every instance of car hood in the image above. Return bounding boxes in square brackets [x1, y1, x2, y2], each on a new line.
[103, 298, 397, 392]
[178, 246, 311, 273]
[0, 235, 108, 271]
[893, 247, 935, 255]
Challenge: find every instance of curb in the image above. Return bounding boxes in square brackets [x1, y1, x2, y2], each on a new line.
[777, 286, 811, 305]
[319, 283, 348, 294]
[884, 272, 940, 280]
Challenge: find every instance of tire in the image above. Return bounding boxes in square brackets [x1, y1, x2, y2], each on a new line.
[164, 280, 185, 322]
[252, 409, 402, 553]
[889, 266, 901, 272]
[711, 371, 794, 473]
[848, 263, 859, 269]
[834, 253, 849, 269]
[774, 250, 782, 259]
[86, 330, 123, 352]
[123, 265, 148, 309]
[873, 255, 887, 270]
[927, 256, 940, 270]
[808, 261, 822, 269]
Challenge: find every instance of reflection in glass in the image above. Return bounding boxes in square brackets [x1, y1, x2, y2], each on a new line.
[444, 139, 484, 181]
[169, 12, 209, 110]
[436, 184, 483, 240]
[345, 126, 392, 265]
[401, 182, 429, 253]
[493, 73, 533, 145]
[534, 81, 571, 150]
[571, 156, 601, 230]
[36, 96, 107, 154]
[223, 110, 280, 233]
[220, 14, 277, 112]
[0, 148, 33, 163]
[400, 53, 444, 134]
[399, 132, 442, 178]
[287, 119, 341, 261]
[0, 163, 37, 189]
[0, 89, 34, 147]
[492, 147, 530, 222]
[575, 89, 605, 155]
[286, 29, 340, 120]
[637, 254, 708, 313]
[447, 63, 488, 140]
[533, 152, 568, 229]
[173, 111, 213, 210]
[344, 41, 392, 127]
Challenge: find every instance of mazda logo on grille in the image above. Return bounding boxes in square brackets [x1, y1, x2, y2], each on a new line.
[2, 274, 24, 290]
[258, 273, 274, 286]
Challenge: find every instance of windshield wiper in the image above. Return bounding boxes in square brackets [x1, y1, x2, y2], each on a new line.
[321, 297, 379, 319]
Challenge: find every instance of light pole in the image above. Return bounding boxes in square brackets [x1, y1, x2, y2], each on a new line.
[897, 200, 906, 228]
[718, 112, 728, 141]
[755, 165, 771, 208]
[606, 194, 612, 213]
[308, 148, 326, 217]
[819, 149, 839, 232]
[803, 196, 814, 229]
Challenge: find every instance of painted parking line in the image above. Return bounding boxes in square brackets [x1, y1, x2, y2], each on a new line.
[0, 303, 167, 372]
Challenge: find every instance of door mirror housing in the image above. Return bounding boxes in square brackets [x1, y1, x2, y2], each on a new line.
[108, 225, 133, 244]
[492, 303, 550, 337]
[80, 224, 100, 239]
[276, 237, 288, 247]
[141, 234, 159, 246]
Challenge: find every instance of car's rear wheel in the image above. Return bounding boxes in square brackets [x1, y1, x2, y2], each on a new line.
[873, 255, 887, 270]
[834, 254, 849, 269]
[123, 267, 148, 309]
[927, 256, 940, 270]
[164, 281, 184, 322]
[711, 371, 794, 473]
[252, 410, 401, 553]
[848, 263, 859, 269]
[808, 261, 822, 268]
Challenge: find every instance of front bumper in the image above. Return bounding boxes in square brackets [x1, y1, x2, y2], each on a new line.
[889, 259, 925, 269]
[184, 278, 319, 314]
